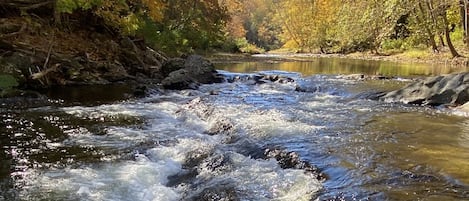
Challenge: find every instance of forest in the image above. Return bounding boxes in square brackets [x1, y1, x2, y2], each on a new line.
[1, 0, 468, 57]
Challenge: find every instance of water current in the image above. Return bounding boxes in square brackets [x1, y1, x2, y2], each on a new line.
[1, 57, 469, 200]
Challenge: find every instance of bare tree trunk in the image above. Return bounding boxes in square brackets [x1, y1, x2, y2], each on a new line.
[417, 2, 439, 52]
[426, 0, 446, 47]
[442, 10, 462, 57]
[461, 0, 469, 49]
[438, 34, 446, 46]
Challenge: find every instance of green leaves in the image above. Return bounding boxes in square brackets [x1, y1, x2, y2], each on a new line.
[0, 75, 18, 90]
[56, 0, 102, 14]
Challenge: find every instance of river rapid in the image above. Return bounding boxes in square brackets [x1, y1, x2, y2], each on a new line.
[1, 57, 469, 200]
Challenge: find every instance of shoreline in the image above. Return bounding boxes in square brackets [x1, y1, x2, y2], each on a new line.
[207, 52, 469, 67]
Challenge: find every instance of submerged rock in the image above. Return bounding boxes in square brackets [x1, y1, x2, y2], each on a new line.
[337, 74, 394, 81]
[264, 148, 326, 181]
[178, 97, 235, 136]
[190, 186, 238, 201]
[379, 72, 469, 106]
[223, 72, 295, 85]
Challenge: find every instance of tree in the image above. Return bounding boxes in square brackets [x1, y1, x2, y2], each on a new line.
[271, 0, 339, 52]
[55, 0, 165, 34]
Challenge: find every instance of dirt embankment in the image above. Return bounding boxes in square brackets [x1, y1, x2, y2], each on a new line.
[0, 16, 166, 87]
[0, 16, 221, 100]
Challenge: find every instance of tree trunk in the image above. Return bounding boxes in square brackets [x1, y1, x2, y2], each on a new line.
[442, 10, 462, 57]
[438, 34, 446, 46]
[416, 2, 439, 52]
[426, 0, 446, 47]
[461, 0, 469, 48]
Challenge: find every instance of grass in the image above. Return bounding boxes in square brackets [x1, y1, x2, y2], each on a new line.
[398, 48, 432, 59]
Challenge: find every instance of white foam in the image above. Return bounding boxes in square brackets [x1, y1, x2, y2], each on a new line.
[23, 156, 182, 201]
[218, 107, 324, 139]
[196, 152, 322, 201]
[18, 80, 330, 200]
[146, 138, 216, 163]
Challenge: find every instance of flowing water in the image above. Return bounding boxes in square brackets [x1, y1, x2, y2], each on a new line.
[1, 57, 469, 201]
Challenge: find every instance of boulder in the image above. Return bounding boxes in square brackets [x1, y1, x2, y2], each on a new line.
[96, 62, 130, 82]
[380, 72, 469, 106]
[162, 55, 223, 90]
[161, 57, 185, 76]
[161, 69, 198, 90]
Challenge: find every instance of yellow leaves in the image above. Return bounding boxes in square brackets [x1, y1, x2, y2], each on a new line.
[90, 0, 166, 35]
[121, 13, 142, 35]
[141, 0, 166, 22]
[273, 0, 341, 50]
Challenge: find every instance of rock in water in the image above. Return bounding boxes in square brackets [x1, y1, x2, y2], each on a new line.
[380, 72, 469, 106]
[162, 55, 223, 90]
[264, 148, 326, 181]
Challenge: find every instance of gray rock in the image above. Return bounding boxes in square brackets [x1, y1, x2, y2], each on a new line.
[380, 72, 469, 106]
[264, 148, 326, 181]
[162, 69, 198, 90]
[97, 62, 130, 82]
[162, 55, 222, 90]
[162, 58, 185, 76]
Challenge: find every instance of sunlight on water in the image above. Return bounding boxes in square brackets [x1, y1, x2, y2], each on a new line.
[2, 65, 469, 200]
[216, 57, 469, 77]
[14, 89, 324, 201]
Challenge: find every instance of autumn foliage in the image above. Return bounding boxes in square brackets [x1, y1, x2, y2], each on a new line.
[2, 0, 467, 56]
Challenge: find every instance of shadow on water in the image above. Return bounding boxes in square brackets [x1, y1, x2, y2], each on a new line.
[0, 83, 145, 200]
[43, 84, 135, 106]
[215, 57, 469, 77]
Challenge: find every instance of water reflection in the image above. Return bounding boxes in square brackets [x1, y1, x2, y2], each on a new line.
[215, 57, 469, 77]
[355, 111, 469, 200]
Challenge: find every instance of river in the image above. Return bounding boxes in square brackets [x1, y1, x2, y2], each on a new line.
[1, 56, 469, 200]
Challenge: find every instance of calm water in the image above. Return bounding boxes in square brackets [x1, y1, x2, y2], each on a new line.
[1, 57, 469, 200]
[216, 56, 467, 77]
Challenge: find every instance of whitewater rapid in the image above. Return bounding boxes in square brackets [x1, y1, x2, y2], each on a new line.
[18, 71, 331, 201]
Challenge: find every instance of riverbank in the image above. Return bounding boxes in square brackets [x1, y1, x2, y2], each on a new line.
[208, 51, 469, 67]
[0, 16, 222, 100]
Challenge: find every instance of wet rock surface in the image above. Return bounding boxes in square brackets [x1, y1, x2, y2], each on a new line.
[166, 97, 326, 200]
[379, 72, 469, 106]
[264, 148, 326, 181]
[337, 73, 394, 81]
[222, 72, 296, 85]
[162, 55, 224, 90]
